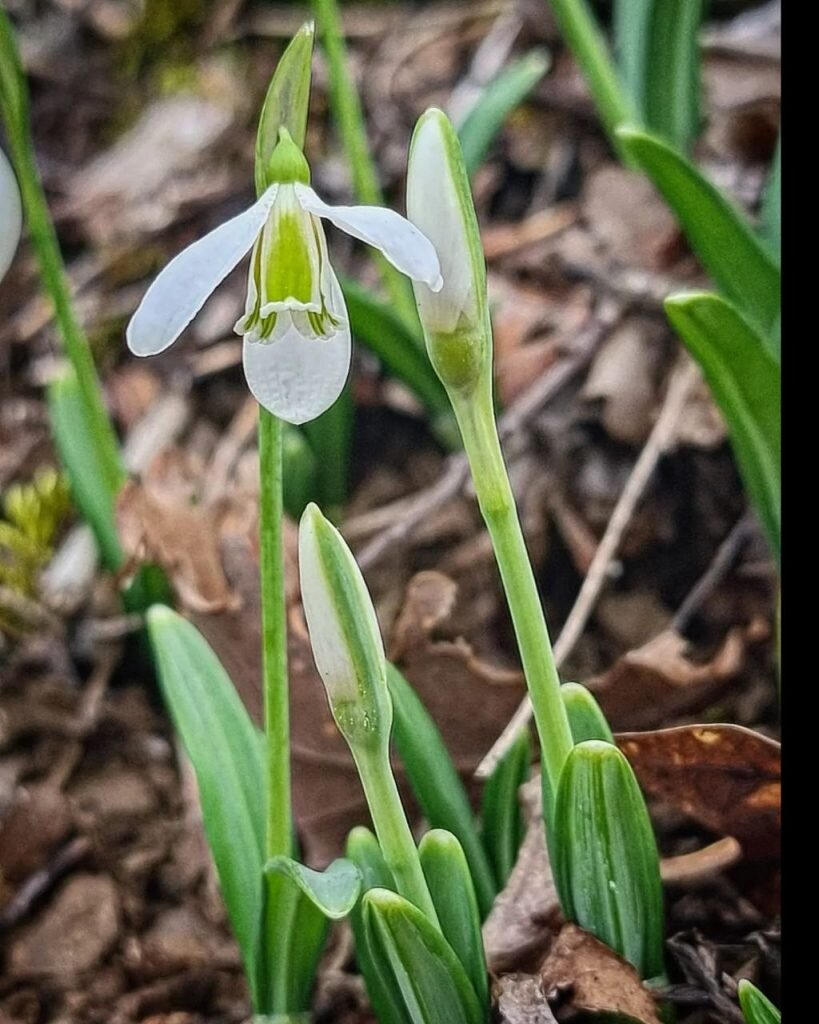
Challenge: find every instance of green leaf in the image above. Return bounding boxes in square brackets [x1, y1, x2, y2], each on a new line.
[362, 888, 488, 1024]
[738, 980, 781, 1024]
[552, 740, 665, 981]
[546, 0, 638, 161]
[615, 0, 702, 152]
[281, 424, 318, 520]
[342, 279, 451, 420]
[386, 664, 497, 918]
[418, 831, 488, 1008]
[346, 828, 407, 1024]
[265, 856, 361, 919]
[479, 727, 530, 889]
[47, 368, 122, 571]
[145, 606, 265, 995]
[617, 127, 781, 339]
[457, 51, 550, 177]
[302, 383, 354, 515]
[256, 22, 315, 195]
[256, 858, 360, 1011]
[761, 133, 781, 263]
[665, 293, 780, 560]
[562, 682, 614, 743]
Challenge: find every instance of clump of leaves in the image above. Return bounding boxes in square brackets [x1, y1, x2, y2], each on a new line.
[0, 468, 70, 632]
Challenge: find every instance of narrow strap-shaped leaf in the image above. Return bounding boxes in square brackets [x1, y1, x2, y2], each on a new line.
[386, 664, 497, 917]
[418, 831, 489, 1007]
[281, 424, 318, 520]
[552, 740, 665, 980]
[761, 133, 780, 263]
[562, 681, 614, 743]
[302, 384, 353, 514]
[618, 127, 780, 340]
[738, 980, 781, 1024]
[47, 369, 122, 571]
[616, 0, 702, 152]
[665, 293, 780, 561]
[362, 888, 488, 1024]
[265, 856, 362, 919]
[479, 727, 530, 888]
[258, 858, 360, 1012]
[342, 280, 451, 419]
[145, 607, 265, 992]
[457, 51, 550, 177]
[346, 829, 406, 1024]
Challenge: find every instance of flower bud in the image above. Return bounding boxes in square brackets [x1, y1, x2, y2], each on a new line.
[406, 108, 489, 395]
[299, 502, 391, 751]
[0, 147, 21, 282]
[552, 740, 665, 981]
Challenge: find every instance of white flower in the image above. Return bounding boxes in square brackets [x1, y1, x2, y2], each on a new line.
[126, 132, 443, 424]
[0, 148, 22, 284]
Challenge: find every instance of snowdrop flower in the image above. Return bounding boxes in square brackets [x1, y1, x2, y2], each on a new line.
[127, 129, 443, 424]
[0, 148, 22, 283]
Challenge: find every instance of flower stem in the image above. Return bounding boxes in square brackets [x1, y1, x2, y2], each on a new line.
[451, 380, 573, 805]
[258, 408, 292, 858]
[310, 0, 418, 331]
[355, 746, 440, 928]
[546, 0, 638, 164]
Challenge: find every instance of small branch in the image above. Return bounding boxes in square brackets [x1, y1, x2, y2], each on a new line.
[475, 358, 700, 778]
[352, 305, 619, 570]
[672, 511, 756, 634]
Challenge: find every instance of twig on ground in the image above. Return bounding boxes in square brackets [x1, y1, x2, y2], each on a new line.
[672, 512, 757, 634]
[475, 357, 700, 779]
[349, 302, 621, 570]
[0, 836, 91, 931]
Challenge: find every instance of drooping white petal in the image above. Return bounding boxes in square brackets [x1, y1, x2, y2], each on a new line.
[243, 268, 351, 424]
[127, 185, 278, 357]
[0, 149, 22, 284]
[294, 184, 442, 291]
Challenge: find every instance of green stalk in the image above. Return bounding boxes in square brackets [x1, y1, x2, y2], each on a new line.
[451, 379, 573, 804]
[546, 0, 638, 162]
[310, 0, 418, 329]
[258, 409, 292, 860]
[355, 748, 440, 928]
[0, 9, 123, 497]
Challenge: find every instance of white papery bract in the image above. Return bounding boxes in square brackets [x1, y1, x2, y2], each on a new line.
[126, 162, 443, 424]
[0, 148, 22, 284]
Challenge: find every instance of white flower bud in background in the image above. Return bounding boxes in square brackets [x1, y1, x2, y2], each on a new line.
[406, 108, 489, 396]
[0, 148, 22, 283]
[299, 502, 392, 752]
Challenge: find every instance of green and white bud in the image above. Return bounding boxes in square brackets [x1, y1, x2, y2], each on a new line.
[552, 740, 665, 981]
[407, 108, 489, 396]
[0, 147, 21, 283]
[298, 502, 391, 751]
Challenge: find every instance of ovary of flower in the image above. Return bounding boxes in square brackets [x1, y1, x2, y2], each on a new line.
[0, 148, 22, 284]
[126, 179, 443, 424]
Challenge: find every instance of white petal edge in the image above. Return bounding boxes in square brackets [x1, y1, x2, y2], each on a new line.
[0, 149, 23, 284]
[406, 113, 475, 336]
[294, 184, 443, 291]
[242, 270, 351, 424]
[126, 185, 278, 357]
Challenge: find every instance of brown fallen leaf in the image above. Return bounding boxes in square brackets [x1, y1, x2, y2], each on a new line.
[617, 724, 780, 859]
[116, 470, 239, 615]
[483, 818, 562, 974]
[495, 972, 558, 1024]
[587, 627, 751, 730]
[541, 923, 662, 1024]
